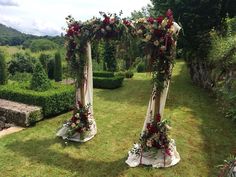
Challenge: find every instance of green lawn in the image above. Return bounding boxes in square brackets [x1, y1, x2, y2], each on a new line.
[0, 60, 235, 177]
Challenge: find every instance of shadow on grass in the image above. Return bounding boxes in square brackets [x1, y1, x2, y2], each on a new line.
[95, 78, 152, 106]
[6, 137, 128, 177]
[166, 61, 236, 176]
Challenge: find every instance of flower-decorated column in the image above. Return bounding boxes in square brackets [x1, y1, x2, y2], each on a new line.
[57, 42, 97, 142]
[126, 10, 181, 168]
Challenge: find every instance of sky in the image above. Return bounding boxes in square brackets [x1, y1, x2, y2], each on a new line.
[0, 0, 151, 36]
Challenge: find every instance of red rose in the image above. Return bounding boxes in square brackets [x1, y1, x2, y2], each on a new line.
[147, 17, 154, 24]
[67, 28, 74, 36]
[123, 19, 131, 26]
[166, 20, 173, 29]
[71, 116, 77, 123]
[156, 113, 161, 122]
[166, 9, 173, 19]
[147, 123, 157, 134]
[156, 16, 164, 24]
[103, 16, 110, 24]
[77, 101, 83, 108]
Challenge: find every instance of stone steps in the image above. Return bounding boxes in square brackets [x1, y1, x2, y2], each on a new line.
[0, 99, 43, 127]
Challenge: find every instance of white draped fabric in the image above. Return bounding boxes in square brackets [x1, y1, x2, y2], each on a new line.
[125, 82, 180, 168]
[56, 43, 97, 142]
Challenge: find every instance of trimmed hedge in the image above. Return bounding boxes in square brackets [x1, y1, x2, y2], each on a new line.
[0, 82, 75, 117]
[93, 76, 124, 89]
[93, 71, 114, 78]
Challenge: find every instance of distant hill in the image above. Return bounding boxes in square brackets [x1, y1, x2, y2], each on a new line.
[0, 23, 64, 46]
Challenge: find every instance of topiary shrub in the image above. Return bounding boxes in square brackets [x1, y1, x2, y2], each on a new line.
[93, 76, 124, 89]
[54, 52, 62, 82]
[47, 58, 55, 80]
[30, 62, 52, 91]
[115, 71, 125, 77]
[0, 50, 8, 85]
[8, 52, 36, 75]
[93, 71, 114, 77]
[125, 70, 134, 78]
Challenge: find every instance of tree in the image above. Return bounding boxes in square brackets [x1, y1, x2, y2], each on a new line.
[0, 50, 7, 85]
[54, 52, 62, 82]
[39, 53, 51, 73]
[103, 41, 117, 72]
[30, 62, 51, 91]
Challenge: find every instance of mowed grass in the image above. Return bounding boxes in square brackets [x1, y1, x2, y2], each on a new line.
[0, 60, 235, 177]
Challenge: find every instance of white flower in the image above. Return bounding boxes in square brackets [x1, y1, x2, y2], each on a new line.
[146, 139, 153, 147]
[110, 18, 115, 24]
[150, 29, 155, 33]
[145, 34, 152, 41]
[101, 28, 106, 33]
[165, 125, 172, 130]
[75, 113, 80, 118]
[153, 40, 159, 46]
[160, 46, 166, 51]
[76, 120, 80, 124]
[137, 29, 143, 34]
[71, 123, 76, 128]
[105, 25, 111, 31]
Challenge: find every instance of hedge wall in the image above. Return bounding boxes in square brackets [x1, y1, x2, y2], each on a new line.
[0, 82, 75, 117]
[93, 76, 124, 89]
[93, 71, 114, 77]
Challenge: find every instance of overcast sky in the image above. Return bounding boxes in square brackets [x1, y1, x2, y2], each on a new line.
[0, 0, 151, 36]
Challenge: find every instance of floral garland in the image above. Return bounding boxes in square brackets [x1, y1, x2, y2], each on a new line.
[65, 9, 178, 92]
[64, 101, 92, 139]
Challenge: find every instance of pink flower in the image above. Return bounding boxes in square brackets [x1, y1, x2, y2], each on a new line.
[165, 148, 171, 156]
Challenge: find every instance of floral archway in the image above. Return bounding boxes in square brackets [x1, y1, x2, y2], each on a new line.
[57, 9, 181, 168]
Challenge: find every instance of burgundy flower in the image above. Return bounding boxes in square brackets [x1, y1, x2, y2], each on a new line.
[147, 123, 157, 134]
[67, 28, 74, 36]
[123, 19, 131, 26]
[156, 113, 161, 122]
[77, 101, 83, 108]
[154, 29, 164, 38]
[147, 17, 154, 24]
[71, 116, 77, 123]
[103, 16, 110, 24]
[166, 9, 173, 19]
[156, 16, 164, 24]
[166, 20, 173, 29]
[165, 148, 171, 156]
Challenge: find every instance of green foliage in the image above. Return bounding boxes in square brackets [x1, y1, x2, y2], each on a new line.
[137, 62, 146, 73]
[93, 76, 124, 89]
[93, 71, 114, 77]
[0, 82, 75, 117]
[54, 52, 62, 82]
[9, 72, 32, 83]
[39, 53, 51, 72]
[29, 39, 58, 52]
[8, 52, 36, 75]
[30, 62, 52, 91]
[0, 50, 8, 85]
[125, 70, 134, 78]
[103, 41, 117, 72]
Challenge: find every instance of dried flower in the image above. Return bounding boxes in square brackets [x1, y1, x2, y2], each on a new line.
[154, 40, 159, 46]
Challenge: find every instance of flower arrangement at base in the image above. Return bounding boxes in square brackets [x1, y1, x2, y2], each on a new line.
[64, 101, 93, 140]
[218, 155, 236, 177]
[130, 114, 172, 156]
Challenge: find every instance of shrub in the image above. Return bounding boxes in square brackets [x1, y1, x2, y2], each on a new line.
[30, 62, 52, 91]
[125, 70, 134, 78]
[9, 72, 32, 82]
[137, 63, 146, 73]
[0, 50, 8, 85]
[0, 82, 75, 117]
[54, 52, 62, 82]
[29, 39, 58, 52]
[93, 76, 124, 89]
[103, 41, 117, 72]
[93, 71, 114, 77]
[48, 58, 55, 79]
[8, 52, 36, 75]
[115, 71, 125, 77]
